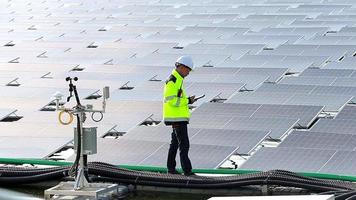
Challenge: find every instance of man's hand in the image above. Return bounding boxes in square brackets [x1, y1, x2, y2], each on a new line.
[188, 95, 196, 104]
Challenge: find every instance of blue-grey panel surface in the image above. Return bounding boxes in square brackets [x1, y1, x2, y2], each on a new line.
[140, 143, 238, 169]
[240, 147, 336, 172]
[311, 118, 356, 135]
[335, 105, 356, 119]
[279, 130, 356, 151]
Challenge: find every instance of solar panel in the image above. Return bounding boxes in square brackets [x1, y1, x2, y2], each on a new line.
[0, 137, 71, 159]
[284, 94, 351, 112]
[189, 114, 233, 129]
[235, 68, 288, 83]
[319, 151, 356, 176]
[258, 27, 328, 39]
[311, 118, 356, 135]
[214, 74, 269, 90]
[223, 117, 299, 139]
[299, 68, 354, 77]
[240, 147, 336, 172]
[190, 129, 269, 154]
[83, 138, 166, 165]
[332, 77, 356, 87]
[335, 105, 356, 119]
[251, 104, 324, 128]
[279, 76, 336, 86]
[140, 143, 238, 169]
[192, 103, 262, 117]
[259, 47, 346, 61]
[311, 85, 356, 101]
[255, 83, 316, 94]
[226, 92, 291, 105]
[228, 92, 347, 111]
[279, 130, 356, 151]
[193, 67, 240, 75]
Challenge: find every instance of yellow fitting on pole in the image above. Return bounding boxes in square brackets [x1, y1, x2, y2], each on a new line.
[58, 110, 73, 125]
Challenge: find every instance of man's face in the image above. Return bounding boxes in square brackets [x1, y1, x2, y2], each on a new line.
[179, 65, 191, 77]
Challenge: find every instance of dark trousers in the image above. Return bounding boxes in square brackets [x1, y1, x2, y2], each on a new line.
[167, 124, 192, 173]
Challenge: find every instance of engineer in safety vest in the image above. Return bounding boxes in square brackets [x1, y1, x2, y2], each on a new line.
[163, 55, 197, 176]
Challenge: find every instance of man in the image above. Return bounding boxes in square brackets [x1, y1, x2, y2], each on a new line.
[163, 55, 196, 176]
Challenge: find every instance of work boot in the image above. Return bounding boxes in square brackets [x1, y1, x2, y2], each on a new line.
[167, 170, 180, 175]
[183, 171, 196, 176]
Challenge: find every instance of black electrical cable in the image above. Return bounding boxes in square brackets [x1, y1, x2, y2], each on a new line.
[0, 161, 354, 194]
[0, 169, 69, 185]
[0, 166, 68, 177]
[68, 114, 81, 177]
[346, 195, 356, 200]
[87, 163, 353, 191]
[87, 163, 354, 191]
[336, 191, 356, 200]
[73, 84, 81, 106]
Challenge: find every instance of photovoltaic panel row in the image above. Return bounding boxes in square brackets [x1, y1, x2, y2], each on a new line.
[184, 44, 265, 55]
[256, 27, 329, 39]
[319, 151, 356, 175]
[193, 103, 323, 128]
[185, 74, 269, 90]
[310, 118, 356, 135]
[83, 138, 238, 169]
[324, 57, 356, 70]
[335, 105, 356, 119]
[192, 67, 288, 83]
[123, 126, 268, 155]
[0, 137, 71, 159]
[240, 147, 336, 172]
[276, 44, 356, 57]
[279, 76, 356, 87]
[85, 138, 166, 165]
[298, 35, 356, 45]
[279, 76, 337, 86]
[223, 117, 299, 139]
[255, 83, 316, 94]
[236, 68, 288, 83]
[192, 103, 262, 117]
[258, 47, 346, 61]
[189, 114, 298, 139]
[190, 129, 269, 155]
[279, 130, 356, 151]
[332, 78, 356, 87]
[237, 54, 329, 67]
[256, 83, 356, 102]
[299, 68, 356, 77]
[252, 104, 323, 128]
[217, 55, 321, 72]
[227, 92, 351, 112]
[140, 143, 238, 169]
[311, 86, 356, 102]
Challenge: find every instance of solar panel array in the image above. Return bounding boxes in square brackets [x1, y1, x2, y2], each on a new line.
[2, 0, 356, 175]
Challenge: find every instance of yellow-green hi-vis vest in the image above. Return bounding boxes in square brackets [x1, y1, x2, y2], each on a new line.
[163, 69, 190, 125]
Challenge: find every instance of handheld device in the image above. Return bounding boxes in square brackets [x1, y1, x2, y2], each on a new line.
[195, 94, 205, 101]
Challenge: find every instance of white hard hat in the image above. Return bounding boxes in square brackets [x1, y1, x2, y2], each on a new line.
[175, 55, 194, 70]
